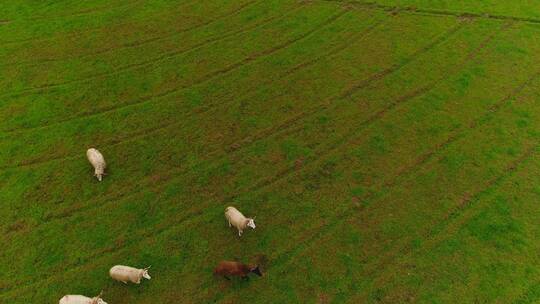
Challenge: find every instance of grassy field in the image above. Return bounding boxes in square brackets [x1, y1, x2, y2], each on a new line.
[1, 0, 540, 303]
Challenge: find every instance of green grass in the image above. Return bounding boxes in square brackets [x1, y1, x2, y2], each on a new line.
[1, 0, 540, 303]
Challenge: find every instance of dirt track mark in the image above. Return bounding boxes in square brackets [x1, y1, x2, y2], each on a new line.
[322, 0, 540, 25]
[0, 0, 259, 68]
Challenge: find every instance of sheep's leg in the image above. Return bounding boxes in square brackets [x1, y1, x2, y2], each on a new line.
[228, 220, 231, 227]
[238, 230, 242, 237]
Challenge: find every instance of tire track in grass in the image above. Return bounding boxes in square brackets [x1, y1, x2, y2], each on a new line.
[224, 19, 514, 280]
[0, 1, 303, 136]
[76, 16, 498, 282]
[338, 17, 469, 99]
[0, 13, 480, 280]
[386, 70, 540, 184]
[0, 0, 146, 46]
[1, 16, 524, 302]
[228, 17, 469, 153]
[185, 8, 351, 87]
[3, 16, 388, 232]
[0, 0, 228, 67]
[12, 0, 142, 22]
[1, 9, 381, 159]
[0, 0, 198, 46]
[3, 7, 376, 229]
[321, 0, 540, 25]
[352, 143, 539, 302]
[232, 19, 503, 200]
[0, 0, 264, 98]
[0, 19, 501, 290]
[281, 15, 385, 76]
[0, 6, 365, 232]
[0, 8, 348, 169]
[265, 61, 539, 302]
[0, 14, 467, 235]
[0, 14, 475, 232]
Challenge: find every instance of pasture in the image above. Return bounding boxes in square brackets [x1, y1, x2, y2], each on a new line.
[1, 0, 540, 302]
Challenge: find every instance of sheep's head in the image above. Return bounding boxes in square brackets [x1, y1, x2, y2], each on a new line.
[250, 265, 262, 277]
[142, 266, 151, 280]
[94, 168, 104, 182]
[247, 218, 256, 229]
[93, 291, 107, 304]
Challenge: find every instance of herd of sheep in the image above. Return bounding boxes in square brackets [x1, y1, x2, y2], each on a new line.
[58, 149, 261, 304]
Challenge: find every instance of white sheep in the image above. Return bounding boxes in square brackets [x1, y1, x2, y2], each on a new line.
[59, 291, 107, 304]
[109, 265, 151, 284]
[86, 148, 106, 181]
[225, 206, 256, 237]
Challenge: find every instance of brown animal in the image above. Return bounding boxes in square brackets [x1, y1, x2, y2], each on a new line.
[213, 261, 262, 280]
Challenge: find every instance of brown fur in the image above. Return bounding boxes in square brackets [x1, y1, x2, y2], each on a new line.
[213, 261, 254, 278]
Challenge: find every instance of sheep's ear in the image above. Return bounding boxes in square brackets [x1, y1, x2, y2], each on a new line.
[146, 265, 151, 270]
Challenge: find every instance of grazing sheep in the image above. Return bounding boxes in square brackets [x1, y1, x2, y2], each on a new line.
[225, 206, 255, 237]
[109, 265, 151, 284]
[214, 261, 262, 280]
[59, 291, 107, 304]
[86, 148, 106, 181]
